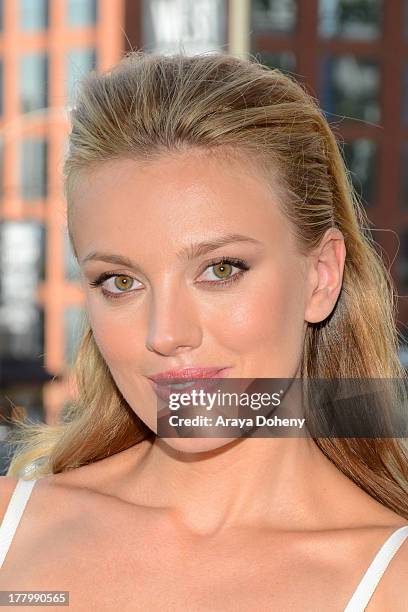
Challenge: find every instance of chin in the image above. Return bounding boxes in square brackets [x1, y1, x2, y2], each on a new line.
[159, 436, 238, 455]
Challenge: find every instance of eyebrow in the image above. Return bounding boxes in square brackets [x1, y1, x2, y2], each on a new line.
[80, 233, 263, 268]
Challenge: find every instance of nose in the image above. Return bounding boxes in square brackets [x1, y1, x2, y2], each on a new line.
[145, 282, 202, 356]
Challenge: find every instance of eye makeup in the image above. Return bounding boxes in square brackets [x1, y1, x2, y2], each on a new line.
[88, 256, 251, 300]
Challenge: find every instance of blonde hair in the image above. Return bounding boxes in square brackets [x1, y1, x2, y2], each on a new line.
[6, 51, 408, 518]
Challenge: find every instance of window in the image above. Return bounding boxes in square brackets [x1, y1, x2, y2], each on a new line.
[319, 0, 382, 40]
[402, 144, 408, 209]
[400, 228, 408, 288]
[63, 224, 80, 281]
[64, 306, 85, 365]
[320, 55, 380, 123]
[254, 51, 296, 74]
[20, 53, 48, 113]
[142, 0, 226, 55]
[252, 0, 297, 33]
[0, 61, 3, 116]
[0, 221, 45, 358]
[403, 63, 408, 125]
[342, 139, 378, 206]
[67, 0, 97, 27]
[20, 0, 49, 31]
[38, 224, 46, 281]
[0, 136, 3, 201]
[21, 138, 48, 200]
[66, 48, 97, 106]
[404, 0, 408, 40]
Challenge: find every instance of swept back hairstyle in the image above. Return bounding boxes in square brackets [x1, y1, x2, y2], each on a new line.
[5, 51, 408, 517]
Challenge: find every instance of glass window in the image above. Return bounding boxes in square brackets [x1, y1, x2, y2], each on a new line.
[20, 0, 49, 31]
[0, 221, 45, 358]
[21, 138, 47, 200]
[64, 306, 85, 365]
[0, 0, 3, 31]
[20, 53, 48, 113]
[320, 55, 380, 123]
[398, 345, 408, 368]
[342, 139, 378, 206]
[403, 64, 408, 125]
[67, 0, 97, 27]
[142, 0, 227, 55]
[254, 51, 296, 74]
[38, 224, 46, 281]
[0, 136, 4, 201]
[63, 224, 81, 281]
[402, 144, 408, 208]
[252, 0, 297, 33]
[0, 61, 3, 116]
[66, 48, 96, 106]
[400, 228, 408, 287]
[404, 0, 408, 39]
[319, 0, 382, 39]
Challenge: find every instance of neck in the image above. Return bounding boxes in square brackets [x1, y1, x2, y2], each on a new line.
[118, 434, 348, 537]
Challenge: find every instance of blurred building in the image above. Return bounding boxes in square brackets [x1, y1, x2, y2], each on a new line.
[0, 0, 125, 445]
[0, 0, 407, 450]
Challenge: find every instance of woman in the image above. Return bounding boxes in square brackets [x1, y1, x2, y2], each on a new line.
[0, 51, 407, 610]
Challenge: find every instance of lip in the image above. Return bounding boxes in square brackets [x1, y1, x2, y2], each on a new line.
[148, 367, 231, 408]
[148, 366, 229, 383]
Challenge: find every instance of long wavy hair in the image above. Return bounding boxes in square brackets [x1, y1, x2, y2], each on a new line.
[5, 51, 408, 519]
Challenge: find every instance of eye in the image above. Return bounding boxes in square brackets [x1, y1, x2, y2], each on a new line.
[109, 275, 135, 292]
[88, 256, 251, 299]
[88, 273, 142, 298]
[198, 257, 250, 285]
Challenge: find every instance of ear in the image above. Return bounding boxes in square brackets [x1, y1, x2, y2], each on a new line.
[304, 228, 346, 324]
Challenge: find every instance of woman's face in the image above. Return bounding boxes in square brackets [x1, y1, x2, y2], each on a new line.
[70, 149, 344, 453]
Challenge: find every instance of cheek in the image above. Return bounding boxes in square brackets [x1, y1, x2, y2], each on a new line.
[213, 269, 306, 370]
[85, 296, 146, 366]
[86, 299, 158, 429]
[221, 278, 303, 342]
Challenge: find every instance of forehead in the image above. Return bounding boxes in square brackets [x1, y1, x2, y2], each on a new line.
[69, 149, 294, 255]
[71, 149, 277, 202]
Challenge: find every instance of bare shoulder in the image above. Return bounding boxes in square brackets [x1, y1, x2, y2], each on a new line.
[0, 473, 89, 537]
[27, 443, 149, 509]
[385, 525, 408, 585]
[36, 441, 152, 500]
[368, 526, 408, 611]
[0, 476, 20, 522]
[0, 443, 150, 529]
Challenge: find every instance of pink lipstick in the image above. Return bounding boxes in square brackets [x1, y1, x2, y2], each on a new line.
[148, 367, 230, 405]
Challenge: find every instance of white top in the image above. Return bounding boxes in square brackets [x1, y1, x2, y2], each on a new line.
[0, 478, 407, 610]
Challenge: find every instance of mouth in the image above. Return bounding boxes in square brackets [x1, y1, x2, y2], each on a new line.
[148, 368, 231, 410]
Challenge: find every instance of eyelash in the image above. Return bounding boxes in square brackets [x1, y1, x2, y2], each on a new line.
[88, 257, 250, 300]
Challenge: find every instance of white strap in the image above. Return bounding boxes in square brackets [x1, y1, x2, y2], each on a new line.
[344, 524, 408, 611]
[0, 478, 37, 569]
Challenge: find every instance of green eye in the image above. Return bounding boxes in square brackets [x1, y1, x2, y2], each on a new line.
[199, 257, 250, 285]
[113, 275, 134, 291]
[212, 262, 233, 279]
